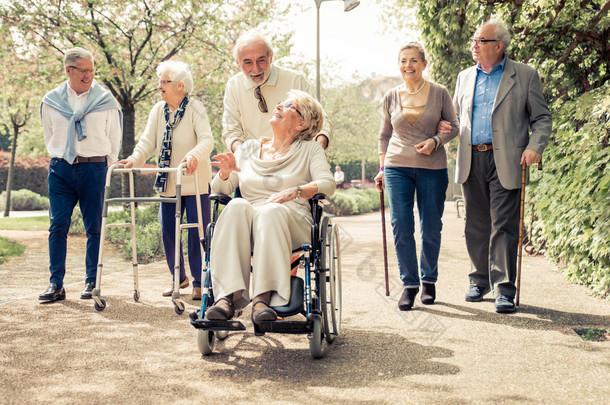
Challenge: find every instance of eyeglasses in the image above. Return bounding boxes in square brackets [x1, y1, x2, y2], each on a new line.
[68, 66, 96, 75]
[277, 101, 303, 119]
[471, 38, 499, 47]
[158, 80, 173, 86]
[254, 85, 268, 113]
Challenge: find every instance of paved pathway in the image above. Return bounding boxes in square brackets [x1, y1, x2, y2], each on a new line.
[0, 203, 608, 404]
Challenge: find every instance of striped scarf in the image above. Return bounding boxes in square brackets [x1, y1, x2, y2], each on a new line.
[154, 96, 189, 194]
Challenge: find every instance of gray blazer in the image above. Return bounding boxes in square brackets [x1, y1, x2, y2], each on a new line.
[453, 58, 552, 190]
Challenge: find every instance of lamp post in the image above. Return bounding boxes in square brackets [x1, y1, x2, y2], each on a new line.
[314, 0, 360, 100]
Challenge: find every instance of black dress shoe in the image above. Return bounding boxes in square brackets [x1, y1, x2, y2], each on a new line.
[495, 295, 516, 313]
[80, 282, 95, 300]
[398, 287, 419, 311]
[39, 283, 66, 302]
[421, 283, 436, 305]
[465, 285, 491, 302]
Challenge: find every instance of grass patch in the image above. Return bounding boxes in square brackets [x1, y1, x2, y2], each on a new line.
[574, 328, 610, 342]
[0, 215, 49, 231]
[0, 236, 26, 264]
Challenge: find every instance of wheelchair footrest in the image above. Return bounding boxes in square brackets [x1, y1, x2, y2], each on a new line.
[254, 319, 313, 335]
[190, 318, 246, 331]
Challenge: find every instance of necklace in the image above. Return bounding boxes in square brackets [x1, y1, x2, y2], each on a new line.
[269, 143, 291, 159]
[405, 80, 426, 95]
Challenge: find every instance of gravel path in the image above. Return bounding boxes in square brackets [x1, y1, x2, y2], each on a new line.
[1, 204, 608, 404]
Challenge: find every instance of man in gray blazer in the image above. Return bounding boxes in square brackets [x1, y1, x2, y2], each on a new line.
[453, 20, 552, 313]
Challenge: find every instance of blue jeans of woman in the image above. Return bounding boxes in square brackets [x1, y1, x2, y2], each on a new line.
[159, 193, 210, 288]
[384, 166, 448, 287]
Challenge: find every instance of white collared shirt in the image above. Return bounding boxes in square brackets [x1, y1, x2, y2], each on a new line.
[42, 81, 122, 162]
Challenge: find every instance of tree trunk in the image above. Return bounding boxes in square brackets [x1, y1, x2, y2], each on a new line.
[2, 124, 18, 217]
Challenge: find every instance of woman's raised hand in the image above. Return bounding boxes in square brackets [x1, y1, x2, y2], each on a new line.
[211, 152, 240, 180]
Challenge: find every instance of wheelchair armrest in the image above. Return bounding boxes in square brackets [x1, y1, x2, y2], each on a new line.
[311, 193, 329, 207]
[209, 193, 232, 206]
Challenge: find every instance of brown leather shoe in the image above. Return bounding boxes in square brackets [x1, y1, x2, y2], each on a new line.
[205, 297, 235, 320]
[161, 278, 189, 297]
[192, 287, 202, 301]
[251, 300, 277, 325]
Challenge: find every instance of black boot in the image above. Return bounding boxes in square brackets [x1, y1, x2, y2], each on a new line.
[421, 283, 436, 305]
[398, 287, 419, 311]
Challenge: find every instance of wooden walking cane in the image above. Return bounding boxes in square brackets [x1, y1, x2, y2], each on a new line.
[516, 163, 527, 306]
[379, 187, 390, 296]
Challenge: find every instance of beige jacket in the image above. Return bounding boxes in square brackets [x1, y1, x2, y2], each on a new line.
[126, 99, 214, 197]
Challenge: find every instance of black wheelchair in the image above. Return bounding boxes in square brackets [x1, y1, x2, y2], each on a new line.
[189, 192, 342, 359]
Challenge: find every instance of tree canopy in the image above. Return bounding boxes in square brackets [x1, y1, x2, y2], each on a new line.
[384, 0, 609, 101]
[0, 0, 287, 158]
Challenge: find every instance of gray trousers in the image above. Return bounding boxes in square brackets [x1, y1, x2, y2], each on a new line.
[462, 150, 520, 298]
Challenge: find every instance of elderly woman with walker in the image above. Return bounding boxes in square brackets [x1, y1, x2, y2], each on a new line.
[120, 61, 214, 301]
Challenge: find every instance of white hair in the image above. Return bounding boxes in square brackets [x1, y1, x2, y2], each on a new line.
[156, 60, 194, 94]
[64, 47, 94, 67]
[233, 31, 273, 62]
[481, 19, 511, 50]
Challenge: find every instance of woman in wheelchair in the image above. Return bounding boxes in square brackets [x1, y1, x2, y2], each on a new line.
[206, 90, 335, 325]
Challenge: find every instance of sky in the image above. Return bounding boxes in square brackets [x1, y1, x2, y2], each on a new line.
[274, 0, 420, 81]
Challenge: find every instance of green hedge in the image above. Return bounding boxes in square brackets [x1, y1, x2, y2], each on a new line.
[0, 152, 158, 198]
[69, 204, 164, 264]
[528, 84, 610, 298]
[0, 189, 49, 211]
[326, 188, 383, 216]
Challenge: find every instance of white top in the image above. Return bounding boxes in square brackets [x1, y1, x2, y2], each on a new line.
[221, 64, 333, 151]
[126, 99, 215, 197]
[42, 81, 122, 162]
[334, 171, 344, 183]
[211, 138, 335, 223]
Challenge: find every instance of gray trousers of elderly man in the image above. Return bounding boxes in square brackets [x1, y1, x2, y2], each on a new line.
[209, 198, 311, 310]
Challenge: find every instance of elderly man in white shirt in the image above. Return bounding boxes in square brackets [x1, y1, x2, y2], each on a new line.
[222, 32, 333, 153]
[39, 47, 122, 303]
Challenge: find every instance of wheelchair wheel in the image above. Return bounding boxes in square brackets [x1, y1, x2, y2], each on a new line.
[197, 329, 215, 355]
[215, 330, 229, 340]
[320, 218, 342, 343]
[329, 222, 342, 336]
[309, 314, 325, 359]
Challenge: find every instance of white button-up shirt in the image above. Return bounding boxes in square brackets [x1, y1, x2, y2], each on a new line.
[42, 81, 122, 162]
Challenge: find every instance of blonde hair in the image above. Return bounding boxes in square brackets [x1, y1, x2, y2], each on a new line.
[286, 89, 323, 142]
[398, 42, 427, 63]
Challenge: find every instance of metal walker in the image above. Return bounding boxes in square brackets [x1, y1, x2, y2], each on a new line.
[92, 162, 204, 315]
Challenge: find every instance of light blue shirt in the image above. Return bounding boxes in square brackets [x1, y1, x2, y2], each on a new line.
[471, 56, 506, 145]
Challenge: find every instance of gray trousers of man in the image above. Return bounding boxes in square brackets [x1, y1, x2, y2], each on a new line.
[462, 150, 520, 298]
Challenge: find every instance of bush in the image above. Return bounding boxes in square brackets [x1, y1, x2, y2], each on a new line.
[0, 189, 49, 211]
[0, 152, 49, 197]
[69, 203, 165, 264]
[327, 188, 383, 216]
[527, 84, 610, 298]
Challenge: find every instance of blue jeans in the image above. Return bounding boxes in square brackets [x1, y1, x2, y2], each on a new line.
[384, 166, 448, 287]
[48, 158, 107, 287]
[159, 194, 210, 288]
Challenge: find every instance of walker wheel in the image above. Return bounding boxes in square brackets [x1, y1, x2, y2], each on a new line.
[94, 299, 106, 311]
[174, 302, 185, 315]
[133, 291, 140, 302]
